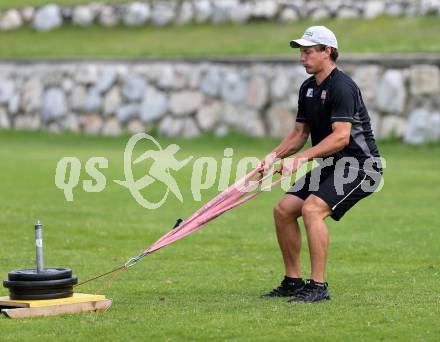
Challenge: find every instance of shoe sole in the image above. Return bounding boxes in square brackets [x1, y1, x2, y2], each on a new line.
[287, 295, 331, 304]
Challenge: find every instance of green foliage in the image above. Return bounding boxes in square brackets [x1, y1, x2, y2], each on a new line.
[0, 131, 439, 340]
[0, 17, 439, 59]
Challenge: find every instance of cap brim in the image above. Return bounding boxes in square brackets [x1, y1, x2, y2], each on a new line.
[290, 39, 317, 48]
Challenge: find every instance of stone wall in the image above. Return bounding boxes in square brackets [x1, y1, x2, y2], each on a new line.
[0, 0, 440, 32]
[0, 55, 439, 144]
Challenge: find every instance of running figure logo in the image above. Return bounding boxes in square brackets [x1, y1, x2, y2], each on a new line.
[115, 133, 193, 209]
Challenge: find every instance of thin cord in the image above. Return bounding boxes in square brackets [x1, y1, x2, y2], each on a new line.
[74, 265, 126, 288]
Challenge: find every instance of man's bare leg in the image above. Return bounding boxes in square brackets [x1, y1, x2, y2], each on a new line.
[301, 195, 332, 283]
[273, 195, 304, 278]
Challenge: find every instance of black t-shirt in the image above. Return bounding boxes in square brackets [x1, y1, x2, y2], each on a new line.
[296, 68, 381, 166]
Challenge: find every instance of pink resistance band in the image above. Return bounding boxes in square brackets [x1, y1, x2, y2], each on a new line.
[75, 165, 290, 290]
[123, 166, 289, 268]
[125, 166, 288, 268]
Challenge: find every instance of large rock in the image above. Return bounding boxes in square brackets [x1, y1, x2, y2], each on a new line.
[102, 117, 122, 136]
[21, 7, 35, 23]
[123, 2, 150, 26]
[95, 68, 117, 94]
[0, 80, 15, 104]
[229, 2, 252, 23]
[376, 70, 406, 115]
[70, 85, 87, 112]
[158, 116, 183, 137]
[221, 72, 247, 104]
[155, 65, 187, 90]
[85, 88, 102, 113]
[271, 70, 291, 100]
[267, 104, 295, 137]
[0, 108, 11, 129]
[291, 65, 310, 91]
[126, 119, 145, 134]
[98, 5, 119, 27]
[62, 114, 80, 132]
[0, 9, 23, 31]
[214, 124, 229, 137]
[75, 65, 99, 85]
[199, 68, 222, 96]
[310, 7, 331, 21]
[279, 7, 299, 22]
[211, 1, 235, 24]
[8, 93, 20, 115]
[221, 103, 265, 136]
[122, 76, 147, 101]
[252, 0, 279, 19]
[380, 115, 406, 139]
[287, 93, 299, 112]
[43, 70, 64, 88]
[117, 104, 139, 123]
[363, 0, 385, 19]
[151, 1, 175, 27]
[83, 113, 103, 135]
[404, 108, 432, 144]
[368, 110, 381, 138]
[430, 112, 440, 141]
[196, 101, 221, 131]
[72, 6, 94, 26]
[14, 115, 41, 131]
[194, 0, 212, 23]
[176, 1, 194, 25]
[385, 2, 404, 16]
[21, 78, 43, 113]
[182, 117, 201, 138]
[171, 66, 189, 89]
[221, 102, 241, 126]
[103, 86, 122, 116]
[352, 65, 382, 107]
[170, 91, 203, 116]
[337, 7, 359, 19]
[409, 65, 440, 96]
[246, 75, 269, 109]
[237, 109, 266, 137]
[62, 77, 74, 93]
[42, 88, 67, 122]
[139, 87, 167, 123]
[33, 4, 62, 31]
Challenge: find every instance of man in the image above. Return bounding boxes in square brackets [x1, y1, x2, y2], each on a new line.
[260, 26, 383, 303]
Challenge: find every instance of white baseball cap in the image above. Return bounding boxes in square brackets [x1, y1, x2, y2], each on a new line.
[290, 26, 338, 49]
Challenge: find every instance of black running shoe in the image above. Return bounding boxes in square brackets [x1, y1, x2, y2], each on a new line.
[261, 276, 305, 298]
[288, 279, 331, 303]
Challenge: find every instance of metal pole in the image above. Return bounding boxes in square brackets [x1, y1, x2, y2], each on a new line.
[35, 220, 44, 273]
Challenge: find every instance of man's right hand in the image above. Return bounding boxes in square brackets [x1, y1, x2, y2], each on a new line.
[259, 152, 278, 174]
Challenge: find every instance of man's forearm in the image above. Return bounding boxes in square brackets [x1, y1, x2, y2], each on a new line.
[272, 134, 307, 159]
[297, 131, 348, 161]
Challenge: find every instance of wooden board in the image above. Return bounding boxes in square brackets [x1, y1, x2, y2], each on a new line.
[1, 299, 112, 319]
[0, 293, 107, 308]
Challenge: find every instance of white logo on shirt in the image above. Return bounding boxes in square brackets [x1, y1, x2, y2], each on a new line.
[306, 88, 314, 97]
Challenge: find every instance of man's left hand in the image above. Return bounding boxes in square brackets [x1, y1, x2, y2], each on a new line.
[276, 154, 308, 176]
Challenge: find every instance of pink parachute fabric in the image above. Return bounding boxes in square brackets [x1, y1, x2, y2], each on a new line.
[123, 166, 288, 268]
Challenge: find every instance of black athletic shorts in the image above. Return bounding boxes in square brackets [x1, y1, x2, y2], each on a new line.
[286, 163, 383, 221]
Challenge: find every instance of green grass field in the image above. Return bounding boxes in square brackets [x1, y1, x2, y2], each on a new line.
[0, 131, 439, 340]
[1, 16, 440, 59]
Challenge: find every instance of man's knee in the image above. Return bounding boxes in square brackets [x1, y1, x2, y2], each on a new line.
[301, 196, 331, 221]
[273, 199, 302, 221]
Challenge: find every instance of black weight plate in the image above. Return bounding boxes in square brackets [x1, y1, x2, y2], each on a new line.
[8, 268, 72, 281]
[10, 290, 73, 300]
[10, 286, 73, 295]
[3, 277, 77, 290]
